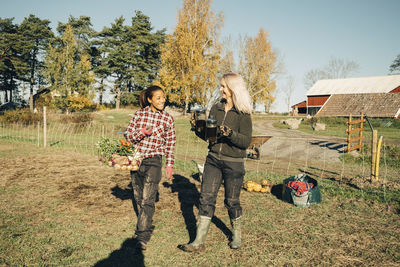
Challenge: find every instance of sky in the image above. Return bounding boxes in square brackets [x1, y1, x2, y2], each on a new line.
[1, 0, 399, 112]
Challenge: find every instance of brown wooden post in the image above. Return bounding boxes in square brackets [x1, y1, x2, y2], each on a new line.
[43, 106, 47, 148]
[371, 129, 377, 181]
[359, 112, 364, 152]
[347, 114, 352, 153]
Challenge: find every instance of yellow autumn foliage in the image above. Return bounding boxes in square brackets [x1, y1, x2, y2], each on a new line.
[157, 0, 223, 111]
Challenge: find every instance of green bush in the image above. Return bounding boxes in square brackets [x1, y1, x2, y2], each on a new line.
[0, 109, 42, 125]
[120, 91, 141, 107]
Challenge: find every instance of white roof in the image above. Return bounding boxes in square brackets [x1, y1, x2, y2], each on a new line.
[306, 75, 400, 96]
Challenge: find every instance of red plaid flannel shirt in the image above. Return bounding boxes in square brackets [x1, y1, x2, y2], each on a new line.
[126, 106, 176, 166]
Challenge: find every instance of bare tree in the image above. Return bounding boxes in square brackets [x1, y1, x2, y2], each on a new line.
[303, 69, 327, 91]
[303, 56, 360, 90]
[389, 54, 400, 74]
[282, 76, 295, 114]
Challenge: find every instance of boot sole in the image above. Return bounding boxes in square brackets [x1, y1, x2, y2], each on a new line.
[229, 242, 241, 249]
[180, 244, 205, 253]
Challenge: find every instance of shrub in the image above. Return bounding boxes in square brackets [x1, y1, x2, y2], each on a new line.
[0, 109, 42, 125]
[67, 95, 97, 112]
[34, 93, 53, 110]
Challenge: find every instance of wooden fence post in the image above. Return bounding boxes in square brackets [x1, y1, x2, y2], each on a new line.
[359, 112, 364, 152]
[345, 113, 364, 153]
[43, 106, 47, 148]
[375, 136, 383, 180]
[371, 129, 377, 181]
[37, 121, 40, 147]
[347, 114, 352, 153]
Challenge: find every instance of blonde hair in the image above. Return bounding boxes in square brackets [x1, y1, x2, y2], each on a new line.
[222, 72, 253, 114]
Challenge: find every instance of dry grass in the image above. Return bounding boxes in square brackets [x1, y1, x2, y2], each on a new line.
[0, 142, 399, 266]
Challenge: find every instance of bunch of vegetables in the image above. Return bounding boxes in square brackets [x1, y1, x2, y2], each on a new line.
[243, 179, 272, 193]
[96, 137, 118, 163]
[96, 137, 142, 171]
[118, 138, 133, 156]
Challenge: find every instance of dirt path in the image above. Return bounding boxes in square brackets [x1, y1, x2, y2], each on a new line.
[253, 120, 348, 163]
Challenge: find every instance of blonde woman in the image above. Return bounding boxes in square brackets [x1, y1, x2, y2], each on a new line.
[182, 72, 253, 252]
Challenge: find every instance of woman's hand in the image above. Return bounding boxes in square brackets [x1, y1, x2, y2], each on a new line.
[166, 166, 173, 180]
[190, 117, 196, 130]
[141, 126, 153, 136]
[220, 125, 232, 137]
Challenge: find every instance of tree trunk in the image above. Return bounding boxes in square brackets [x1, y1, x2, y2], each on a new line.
[116, 85, 121, 110]
[99, 78, 104, 106]
[29, 80, 34, 111]
[30, 58, 36, 111]
[9, 77, 14, 102]
[183, 94, 189, 115]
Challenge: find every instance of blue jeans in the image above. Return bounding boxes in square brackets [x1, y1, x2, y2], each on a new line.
[199, 154, 245, 219]
[131, 156, 162, 243]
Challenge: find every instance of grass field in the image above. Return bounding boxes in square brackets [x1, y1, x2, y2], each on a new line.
[273, 115, 400, 145]
[1, 110, 399, 266]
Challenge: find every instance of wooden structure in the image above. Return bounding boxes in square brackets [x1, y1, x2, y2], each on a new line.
[291, 101, 307, 116]
[345, 113, 364, 152]
[305, 74, 400, 117]
[316, 93, 400, 118]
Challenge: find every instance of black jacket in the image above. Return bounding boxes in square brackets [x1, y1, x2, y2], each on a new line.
[195, 102, 252, 159]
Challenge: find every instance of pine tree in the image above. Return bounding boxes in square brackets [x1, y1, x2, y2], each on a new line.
[97, 11, 165, 109]
[57, 15, 95, 53]
[18, 14, 54, 111]
[0, 18, 23, 104]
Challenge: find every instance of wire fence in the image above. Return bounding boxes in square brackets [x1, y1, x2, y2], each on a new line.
[1, 120, 398, 204]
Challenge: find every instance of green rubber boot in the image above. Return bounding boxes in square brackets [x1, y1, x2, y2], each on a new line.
[181, 216, 211, 252]
[229, 217, 242, 249]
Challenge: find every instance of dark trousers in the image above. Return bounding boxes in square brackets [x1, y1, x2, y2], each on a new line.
[199, 154, 245, 219]
[131, 156, 162, 243]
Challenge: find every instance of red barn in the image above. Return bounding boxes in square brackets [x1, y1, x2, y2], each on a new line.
[305, 75, 400, 117]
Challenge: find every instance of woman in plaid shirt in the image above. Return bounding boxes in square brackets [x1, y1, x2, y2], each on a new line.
[125, 85, 176, 251]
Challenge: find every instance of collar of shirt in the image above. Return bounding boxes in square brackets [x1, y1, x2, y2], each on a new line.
[144, 105, 164, 115]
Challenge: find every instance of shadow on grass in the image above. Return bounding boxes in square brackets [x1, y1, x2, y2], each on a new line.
[271, 183, 284, 200]
[111, 183, 159, 217]
[309, 140, 346, 152]
[299, 167, 362, 190]
[93, 237, 145, 267]
[163, 174, 232, 244]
